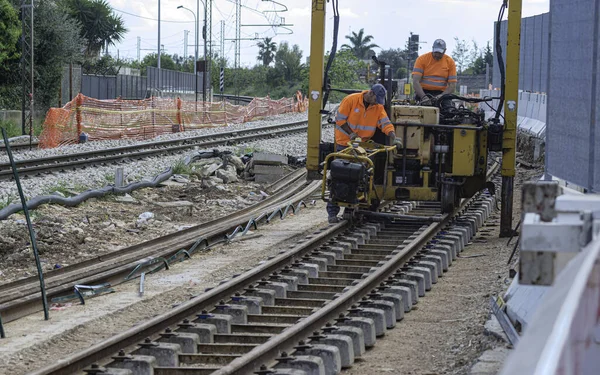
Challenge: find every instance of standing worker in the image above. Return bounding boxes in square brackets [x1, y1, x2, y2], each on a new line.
[412, 39, 457, 107]
[327, 83, 402, 224]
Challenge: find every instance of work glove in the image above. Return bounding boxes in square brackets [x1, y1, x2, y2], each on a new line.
[393, 138, 403, 151]
[349, 132, 359, 141]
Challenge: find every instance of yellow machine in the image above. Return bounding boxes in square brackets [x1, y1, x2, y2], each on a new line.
[307, 0, 522, 235]
[322, 103, 492, 214]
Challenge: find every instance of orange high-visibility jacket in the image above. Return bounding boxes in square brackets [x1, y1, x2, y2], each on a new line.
[334, 91, 394, 147]
[412, 52, 457, 91]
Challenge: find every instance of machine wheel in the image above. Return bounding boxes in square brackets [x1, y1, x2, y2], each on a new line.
[342, 208, 355, 221]
[441, 185, 458, 213]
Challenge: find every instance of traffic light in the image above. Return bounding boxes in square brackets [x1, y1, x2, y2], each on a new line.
[409, 34, 419, 58]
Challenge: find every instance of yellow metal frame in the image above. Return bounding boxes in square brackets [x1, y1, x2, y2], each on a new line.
[306, 0, 326, 180]
[321, 143, 395, 209]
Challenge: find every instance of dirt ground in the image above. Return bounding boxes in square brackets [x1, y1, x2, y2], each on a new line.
[0, 178, 275, 283]
[0, 163, 544, 375]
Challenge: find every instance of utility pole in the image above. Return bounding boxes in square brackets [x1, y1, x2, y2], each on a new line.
[137, 36, 141, 62]
[157, 0, 161, 93]
[220, 20, 225, 63]
[20, 0, 34, 140]
[184, 30, 189, 61]
[234, 0, 241, 100]
[207, 0, 213, 101]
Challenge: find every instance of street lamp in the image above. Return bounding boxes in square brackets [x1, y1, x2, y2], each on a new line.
[177, 5, 197, 75]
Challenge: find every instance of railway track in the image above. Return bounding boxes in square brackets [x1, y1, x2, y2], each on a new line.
[0, 141, 40, 152]
[0, 169, 314, 325]
[25, 159, 500, 375]
[0, 120, 315, 180]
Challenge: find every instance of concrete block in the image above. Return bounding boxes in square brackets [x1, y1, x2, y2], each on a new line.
[411, 266, 433, 291]
[359, 299, 396, 329]
[281, 267, 310, 284]
[275, 353, 325, 375]
[255, 174, 283, 183]
[158, 329, 199, 354]
[213, 302, 248, 325]
[254, 152, 288, 165]
[256, 280, 289, 298]
[329, 239, 354, 251]
[245, 287, 277, 306]
[427, 250, 449, 270]
[376, 293, 404, 321]
[85, 367, 131, 375]
[400, 272, 426, 297]
[294, 342, 341, 375]
[311, 333, 354, 368]
[254, 164, 287, 175]
[312, 251, 336, 265]
[336, 315, 376, 348]
[348, 306, 387, 337]
[390, 278, 419, 305]
[337, 236, 359, 249]
[194, 312, 232, 334]
[107, 353, 157, 375]
[271, 274, 299, 291]
[421, 256, 444, 276]
[293, 261, 320, 278]
[268, 368, 309, 375]
[301, 256, 328, 271]
[231, 294, 263, 314]
[319, 246, 345, 259]
[324, 325, 365, 358]
[133, 340, 181, 367]
[176, 320, 216, 343]
[382, 284, 412, 312]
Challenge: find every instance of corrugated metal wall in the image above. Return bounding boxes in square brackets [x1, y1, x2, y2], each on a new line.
[493, 13, 550, 93]
[546, 0, 600, 192]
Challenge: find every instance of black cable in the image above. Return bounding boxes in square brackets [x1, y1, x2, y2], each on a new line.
[322, 0, 340, 110]
[494, 1, 508, 122]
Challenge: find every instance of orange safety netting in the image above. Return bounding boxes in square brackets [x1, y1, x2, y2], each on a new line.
[39, 91, 309, 149]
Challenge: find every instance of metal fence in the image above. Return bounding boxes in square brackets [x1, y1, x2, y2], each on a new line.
[492, 13, 550, 93]
[147, 67, 208, 94]
[65, 65, 210, 101]
[546, 0, 600, 192]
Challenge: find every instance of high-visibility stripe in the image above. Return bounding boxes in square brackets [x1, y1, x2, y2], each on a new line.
[423, 75, 448, 81]
[335, 113, 348, 121]
[377, 117, 390, 125]
[421, 80, 447, 87]
[448, 75, 457, 80]
[335, 125, 350, 136]
[412, 68, 424, 74]
[349, 124, 377, 131]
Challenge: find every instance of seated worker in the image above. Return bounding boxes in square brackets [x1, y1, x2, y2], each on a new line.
[412, 39, 457, 110]
[328, 83, 402, 224]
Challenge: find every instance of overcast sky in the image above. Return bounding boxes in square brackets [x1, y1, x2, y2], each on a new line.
[105, 0, 550, 67]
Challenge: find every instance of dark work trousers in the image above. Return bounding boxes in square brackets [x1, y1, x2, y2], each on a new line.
[326, 144, 348, 218]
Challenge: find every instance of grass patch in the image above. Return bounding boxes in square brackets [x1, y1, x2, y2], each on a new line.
[0, 195, 15, 210]
[172, 160, 193, 175]
[0, 119, 45, 139]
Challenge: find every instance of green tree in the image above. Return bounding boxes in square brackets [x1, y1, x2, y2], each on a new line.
[451, 37, 472, 74]
[322, 49, 368, 101]
[341, 28, 379, 60]
[0, 0, 20, 65]
[377, 48, 409, 80]
[60, 0, 127, 58]
[274, 42, 304, 82]
[257, 37, 277, 67]
[130, 53, 177, 75]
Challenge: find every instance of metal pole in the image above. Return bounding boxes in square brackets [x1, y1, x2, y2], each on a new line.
[157, 0, 161, 93]
[305, 0, 326, 180]
[203, 1, 207, 103]
[500, 0, 522, 237]
[1, 127, 49, 321]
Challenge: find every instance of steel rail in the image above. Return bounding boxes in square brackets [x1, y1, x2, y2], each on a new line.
[215, 159, 502, 374]
[0, 120, 317, 179]
[28, 184, 346, 375]
[0, 170, 311, 323]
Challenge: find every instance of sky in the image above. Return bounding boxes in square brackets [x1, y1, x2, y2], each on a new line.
[105, 0, 550, 67]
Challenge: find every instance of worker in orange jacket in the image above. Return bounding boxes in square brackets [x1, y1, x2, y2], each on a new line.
[328, 83, 402, 223]
[412, 39, 457, 109]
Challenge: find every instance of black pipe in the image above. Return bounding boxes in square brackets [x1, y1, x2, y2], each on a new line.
[1, 127, 49, 321]
[392, 123, 484, 131]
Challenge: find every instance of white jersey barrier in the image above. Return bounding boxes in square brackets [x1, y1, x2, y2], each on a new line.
[500, 183, 600, 375]
[479, 89, 547, 139]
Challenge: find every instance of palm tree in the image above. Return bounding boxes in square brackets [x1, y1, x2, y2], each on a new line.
[341, 28, 379, 60]
[60, 0, 127, 58]
[257, 37, 277, 66]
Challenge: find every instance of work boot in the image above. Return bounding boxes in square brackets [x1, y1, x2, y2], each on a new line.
[328, 216, 340, 224]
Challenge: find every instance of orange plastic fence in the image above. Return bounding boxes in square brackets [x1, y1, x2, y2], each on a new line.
[39, 91, 309, 149]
